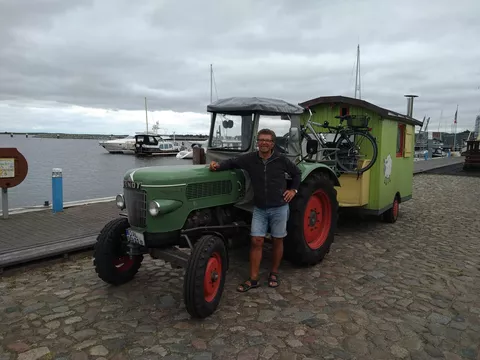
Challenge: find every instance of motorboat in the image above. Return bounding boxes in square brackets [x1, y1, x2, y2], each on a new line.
[175, 140, 208, 159]
[134, 133, 182, 156]
[99, 131, 182, 154]
[176, 148, 193, 159]
[99, 135, 136, 154]
[99, 96, 205, 157]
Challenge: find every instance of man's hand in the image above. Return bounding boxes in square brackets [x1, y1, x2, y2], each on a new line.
[283, 189, 297, 202]
[209, 161, 220, 171]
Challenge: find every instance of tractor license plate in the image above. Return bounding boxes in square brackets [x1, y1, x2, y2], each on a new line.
[126, 229, 145, 246]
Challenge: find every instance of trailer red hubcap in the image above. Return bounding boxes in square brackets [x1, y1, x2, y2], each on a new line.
[304, 189, 332, 250]
[113, 256, 134, 272]
[204, 252, 222, 302]
[392, 199, 399, 219]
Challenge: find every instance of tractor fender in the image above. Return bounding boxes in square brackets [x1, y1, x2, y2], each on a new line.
[298, 162, 340, 187]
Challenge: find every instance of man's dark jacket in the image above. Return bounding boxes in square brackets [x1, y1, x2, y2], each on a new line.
[217, 151, 301, 209]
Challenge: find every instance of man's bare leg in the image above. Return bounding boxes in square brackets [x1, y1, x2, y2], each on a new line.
[270, 237, 283, 274]
[237, 236, 264, 291]
[269, 237, 283, 287]
[250, 236, 264, 280]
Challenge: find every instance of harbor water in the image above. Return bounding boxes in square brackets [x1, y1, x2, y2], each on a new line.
[0, 135, 190, 209]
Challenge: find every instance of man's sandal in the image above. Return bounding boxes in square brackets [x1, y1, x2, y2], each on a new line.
[268, 272, 280, 288]
[237, 278, 260, 292]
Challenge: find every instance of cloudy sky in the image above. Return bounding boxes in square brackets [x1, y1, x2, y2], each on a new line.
[0, 0, 479, 136]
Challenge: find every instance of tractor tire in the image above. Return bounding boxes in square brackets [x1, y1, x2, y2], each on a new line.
[184, 234, 227, 319]
[93, 218, 143, 285]
[382, 195, 399, 223]
[285, 173, 338, 266]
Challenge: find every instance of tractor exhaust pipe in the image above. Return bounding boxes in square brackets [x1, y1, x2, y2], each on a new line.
[404, 94, 418, 118]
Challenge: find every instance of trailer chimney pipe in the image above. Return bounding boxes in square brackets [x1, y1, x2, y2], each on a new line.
[404, 94, 418, 118]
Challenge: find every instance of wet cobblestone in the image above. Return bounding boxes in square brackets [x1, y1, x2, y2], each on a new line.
[1, 174, 479, 359]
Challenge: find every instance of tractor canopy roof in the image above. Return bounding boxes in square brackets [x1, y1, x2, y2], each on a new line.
[207, 97, 305, 116]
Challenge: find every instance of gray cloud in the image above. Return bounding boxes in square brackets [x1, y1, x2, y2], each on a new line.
[0, 0, 479, 134]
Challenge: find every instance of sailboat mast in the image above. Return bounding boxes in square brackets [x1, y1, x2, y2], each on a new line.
[354, 44, 361, 100]
[144, 97, 149, 133]
[453, 104, 458, 151]
[438, 109, 443, 133]
[210, 64, 213, 103]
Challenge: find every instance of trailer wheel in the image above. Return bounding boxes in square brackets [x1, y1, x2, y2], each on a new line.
[382, 196, 399, 223]
[184, 234, 227, 318]
[285, 173, 338, 266]
[93, 218, 143, 285]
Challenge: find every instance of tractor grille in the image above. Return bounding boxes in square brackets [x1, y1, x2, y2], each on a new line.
[124, 188, 146, 227]
[186, 180, 233, 200]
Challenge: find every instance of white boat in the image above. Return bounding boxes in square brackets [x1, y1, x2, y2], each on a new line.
[99, 132, 170, 154]
[175, 140, 208, 159]
[100, 97, 182, 155]
[134, 133, 183, 156]
[176, 149, 193, 159]
[99, 135, 136, 154]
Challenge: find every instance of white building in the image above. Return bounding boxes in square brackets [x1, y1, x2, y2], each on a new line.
[475, 115, 480, 139]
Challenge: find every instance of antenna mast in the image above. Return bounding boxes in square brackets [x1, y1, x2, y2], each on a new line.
[354, 44, 361, 99]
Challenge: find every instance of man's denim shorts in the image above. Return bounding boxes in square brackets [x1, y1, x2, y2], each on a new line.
[250, 204, 290, 238]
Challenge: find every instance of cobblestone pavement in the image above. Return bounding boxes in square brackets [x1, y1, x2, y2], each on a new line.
[1, 174, 480, 360]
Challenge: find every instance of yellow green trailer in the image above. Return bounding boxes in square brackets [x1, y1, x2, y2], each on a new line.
[299, 95, 422, 222]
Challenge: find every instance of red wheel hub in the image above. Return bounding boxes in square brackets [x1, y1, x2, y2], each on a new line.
[303, 189, 332, 250]
[113, 256, 135, 272]
[392, 198, 399, 218]
[204, 252, 222, 302]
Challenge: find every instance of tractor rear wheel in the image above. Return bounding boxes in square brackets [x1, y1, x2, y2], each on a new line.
[285, 173, 338, 266]
[382, 195, 400, 223]
[93, 218, 143, 285]
[184, 234, 227, 318]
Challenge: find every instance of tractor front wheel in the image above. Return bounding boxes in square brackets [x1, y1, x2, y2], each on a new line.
[184, 234, 227, 318]
[285, 173, 338, 266]
[93, 218, 143, 285]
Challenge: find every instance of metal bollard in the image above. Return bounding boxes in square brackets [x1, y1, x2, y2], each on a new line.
[52, 168, 63, 213]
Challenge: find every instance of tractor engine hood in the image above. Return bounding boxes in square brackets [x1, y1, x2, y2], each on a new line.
[123, 164, 239, 187]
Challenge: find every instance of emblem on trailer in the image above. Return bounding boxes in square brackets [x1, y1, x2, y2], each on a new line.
[124, 180, 142, 189]
[383, 154, 392, 185]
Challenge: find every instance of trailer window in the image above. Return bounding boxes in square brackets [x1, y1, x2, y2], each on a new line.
[340, 107, 349, 116]
[396, 124, 405, 157]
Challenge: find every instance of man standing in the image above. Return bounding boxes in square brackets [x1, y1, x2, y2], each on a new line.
[209, 128, 301, 291]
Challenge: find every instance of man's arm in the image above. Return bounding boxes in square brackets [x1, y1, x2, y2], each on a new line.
[210, 153, 251, 171]
[284, 158, 301, 191]
[217, 157, 241, 170]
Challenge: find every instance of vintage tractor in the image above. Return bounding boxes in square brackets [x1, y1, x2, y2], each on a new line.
[93, 97, 341, 318]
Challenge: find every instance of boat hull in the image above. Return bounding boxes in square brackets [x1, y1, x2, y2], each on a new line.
[176, 150, 193, 159]
[99, 137, 136, 154]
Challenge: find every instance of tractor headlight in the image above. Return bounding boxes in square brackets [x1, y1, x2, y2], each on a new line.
[148, 200, 161, 216]
[115, 194, 125, 210]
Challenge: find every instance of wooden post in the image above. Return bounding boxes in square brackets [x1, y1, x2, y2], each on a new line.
[1, 188, 7, 219]
[192, 147, 206, 164]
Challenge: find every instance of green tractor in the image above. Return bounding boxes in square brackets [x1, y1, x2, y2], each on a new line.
[93, 97, 340, 318]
